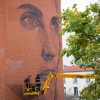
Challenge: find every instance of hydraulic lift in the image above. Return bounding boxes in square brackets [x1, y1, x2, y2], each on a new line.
[23, 72, 97, 96]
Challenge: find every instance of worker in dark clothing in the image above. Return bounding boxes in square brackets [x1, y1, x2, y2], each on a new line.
[24, 75, 31, 89]
[35, 74, 41, 92]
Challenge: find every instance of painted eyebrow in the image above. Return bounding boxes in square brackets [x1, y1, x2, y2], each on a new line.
[18, 4, 43, 18]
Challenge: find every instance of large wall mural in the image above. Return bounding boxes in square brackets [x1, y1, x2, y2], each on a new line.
[5, 0, 63, 100]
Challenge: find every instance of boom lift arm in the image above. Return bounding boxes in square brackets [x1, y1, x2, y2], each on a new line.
[23, 72, 97, 96]
[42, 72, 97, 94]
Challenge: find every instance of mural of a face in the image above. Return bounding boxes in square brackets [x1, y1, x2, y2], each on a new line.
[5, 0, 63, 100]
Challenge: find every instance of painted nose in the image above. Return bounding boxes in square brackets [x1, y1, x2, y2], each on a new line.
[41, 24, 59, 61]
[42, 42, 57, 61]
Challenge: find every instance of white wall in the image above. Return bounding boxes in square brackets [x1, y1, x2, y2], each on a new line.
[64, 71, 94, 95]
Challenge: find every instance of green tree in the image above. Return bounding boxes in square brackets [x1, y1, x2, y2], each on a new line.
[60, 3, 100, 100]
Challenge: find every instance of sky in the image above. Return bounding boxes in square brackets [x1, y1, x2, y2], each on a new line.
[61, 0, 98, 66]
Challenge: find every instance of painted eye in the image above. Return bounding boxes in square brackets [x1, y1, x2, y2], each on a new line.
[50, 17, 59, 32]
[51, 21, 58, 31]
[20, 12, 39, 30]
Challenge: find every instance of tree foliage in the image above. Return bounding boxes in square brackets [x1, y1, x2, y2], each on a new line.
[60, 3, 100, 100]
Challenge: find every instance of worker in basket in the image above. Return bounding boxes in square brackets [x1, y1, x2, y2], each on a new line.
[35, 74, 41, 92]
[24, 75, 31, 92]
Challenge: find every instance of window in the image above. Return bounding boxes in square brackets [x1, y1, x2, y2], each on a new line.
[63, 78, 66, 84]
[74, 87, 78, 95]
[73, 78, 78, 84]
[86, 78, 90, 83]
[64, 87, 66, 94]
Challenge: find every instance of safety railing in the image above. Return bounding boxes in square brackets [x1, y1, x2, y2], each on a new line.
[23, 82, 45, 95]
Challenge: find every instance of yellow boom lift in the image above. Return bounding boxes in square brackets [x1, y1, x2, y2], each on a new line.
[23, 72, 97, 96]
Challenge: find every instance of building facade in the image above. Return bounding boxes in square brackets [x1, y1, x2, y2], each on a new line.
[63, 66, 94, 96]
[0, 0, 63, 100]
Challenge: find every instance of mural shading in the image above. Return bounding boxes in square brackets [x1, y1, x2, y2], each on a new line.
[5, 0, 63, 100]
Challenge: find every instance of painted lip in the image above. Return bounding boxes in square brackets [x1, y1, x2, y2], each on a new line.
[39, 69, 55, 77]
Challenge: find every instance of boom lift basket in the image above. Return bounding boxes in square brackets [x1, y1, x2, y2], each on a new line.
[23, 82, 44, 96]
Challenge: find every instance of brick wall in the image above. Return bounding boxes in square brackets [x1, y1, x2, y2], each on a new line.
[0, 0, 6, 99]
[0, 0, 63, 100]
